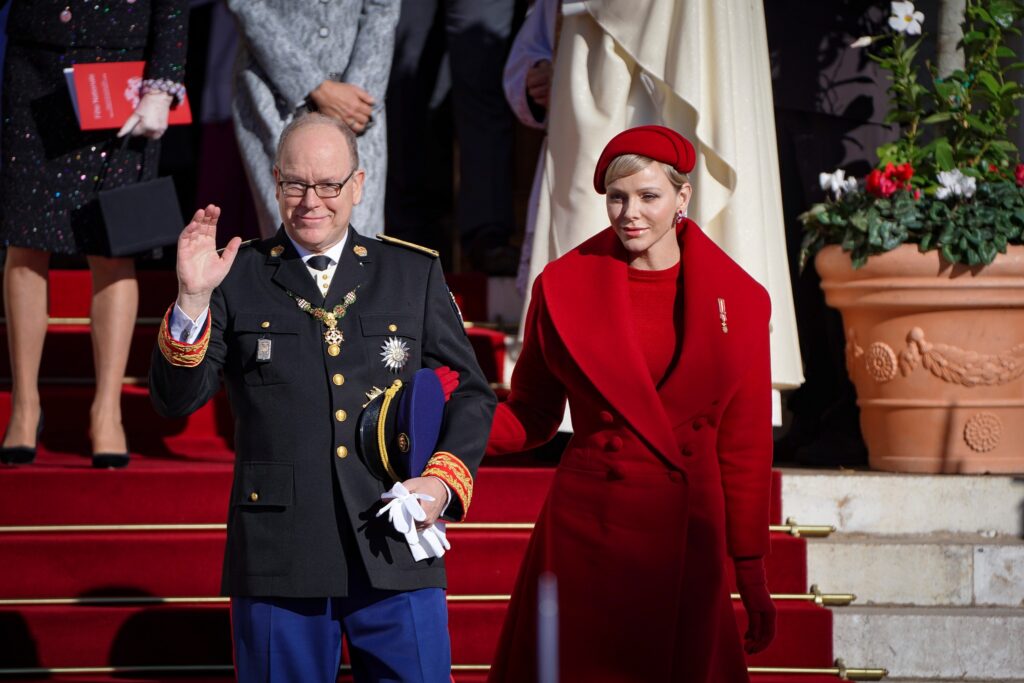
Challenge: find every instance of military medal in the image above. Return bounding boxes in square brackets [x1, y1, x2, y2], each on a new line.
[256, 338, 273, 362]
[353, 245, 368, 257]
[380, 337, 411, 372]
[286, 288, 358, 355]
[718, 297, 729, 334]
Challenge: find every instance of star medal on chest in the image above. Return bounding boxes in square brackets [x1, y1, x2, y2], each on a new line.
[287, 288, 358, 357]
[380, 337, 411, 372]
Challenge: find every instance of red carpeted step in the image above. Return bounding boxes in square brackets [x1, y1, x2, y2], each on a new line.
[0, 458, 234, 526]
[0, 600, 831, 669]
[0, 528, 807, 599]
[0, 672, 853, 682]
[0, 324, 158, 380]
[0, 464, 555, 526]
[0, 386, 234, 458]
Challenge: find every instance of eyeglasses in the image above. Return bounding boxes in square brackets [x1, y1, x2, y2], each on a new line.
[277, 169, 355, 198]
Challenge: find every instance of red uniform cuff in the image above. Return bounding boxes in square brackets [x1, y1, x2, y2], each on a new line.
[157, 305, 211, 368]
[422, 451, 473, 519]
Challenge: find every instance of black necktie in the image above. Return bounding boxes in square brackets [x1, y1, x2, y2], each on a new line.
[307, 255, 332, 271]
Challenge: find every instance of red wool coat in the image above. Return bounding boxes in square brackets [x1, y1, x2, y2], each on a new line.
[486, 220, 773, 682]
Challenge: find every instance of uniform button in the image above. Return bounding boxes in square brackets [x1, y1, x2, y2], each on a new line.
[60, 8, 72, 22]
[388, 324, 398, 332]
[598, 410, 614, 425]
[706, 416, 717, 428]
[682, 445, 694, 457]
[249, 491, 259, 502]
[261, 321, 270, 329]
[332, 373, 345, 386]
[336, 445, 348, 458]
[335, 409, 347, 422]
[668, 471, 682, 483]
[606, 436, 624, 452]
[692, 419, 702, 431]
[319, 26, 329, 37]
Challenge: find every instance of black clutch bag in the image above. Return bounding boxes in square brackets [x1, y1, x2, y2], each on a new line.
[98, 176, 183, 256]
[95, 137, 183, 257]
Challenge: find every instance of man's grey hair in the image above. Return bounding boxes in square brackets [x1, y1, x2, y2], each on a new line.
[274, 112, 360, 171]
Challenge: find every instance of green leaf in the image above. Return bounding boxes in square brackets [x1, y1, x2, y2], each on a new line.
[941, 244, 957, 263]
[934, 138, 955, 170]
[965, 114, 995, 134]
[978, 71, 1002, 96]
[997, 46, 1017, 58]
[922, 112, 954, 124]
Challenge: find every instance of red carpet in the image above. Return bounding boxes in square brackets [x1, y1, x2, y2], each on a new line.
[0, 271, 851, 681]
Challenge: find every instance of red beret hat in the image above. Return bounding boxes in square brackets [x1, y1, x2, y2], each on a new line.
[593, 125, 696, 194]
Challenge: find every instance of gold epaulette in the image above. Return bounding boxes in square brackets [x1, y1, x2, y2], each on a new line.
[375, 234, 439, 258]
[423, 451, 474, 519]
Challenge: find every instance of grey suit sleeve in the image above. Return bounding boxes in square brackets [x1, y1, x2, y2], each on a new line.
[340, 0, 400, 102]
[226, 0, 327, 107]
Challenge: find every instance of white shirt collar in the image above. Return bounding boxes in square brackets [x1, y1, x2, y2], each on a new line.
[284, 229, 350, 267]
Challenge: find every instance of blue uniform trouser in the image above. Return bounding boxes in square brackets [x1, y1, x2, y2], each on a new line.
[231, 587, 450, 683]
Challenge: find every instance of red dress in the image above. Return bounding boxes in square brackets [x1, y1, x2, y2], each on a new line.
[486, 221, 773, 682]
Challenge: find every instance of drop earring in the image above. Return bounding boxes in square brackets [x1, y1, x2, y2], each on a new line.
[675, 208, 685, 224]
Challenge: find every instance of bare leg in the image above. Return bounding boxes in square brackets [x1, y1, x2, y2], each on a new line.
[86, 255, 137, 455]
[2, 247, 50, 448]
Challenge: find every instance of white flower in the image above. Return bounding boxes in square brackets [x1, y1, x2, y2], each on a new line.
[850, 35, 875, 48]
[935, 169, 977, 200]
[819, 169, 859, 197]
[889, 1, 924, 35]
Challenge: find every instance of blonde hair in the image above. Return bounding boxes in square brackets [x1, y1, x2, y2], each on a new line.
[604, 154, 690, 190]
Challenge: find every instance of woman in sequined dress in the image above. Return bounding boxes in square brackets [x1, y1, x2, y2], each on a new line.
[0, 0, 188, 467]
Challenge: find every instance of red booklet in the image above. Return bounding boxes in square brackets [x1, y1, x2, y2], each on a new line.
[69, 61, 192, 130]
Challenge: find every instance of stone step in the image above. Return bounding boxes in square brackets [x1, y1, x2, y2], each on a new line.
[806, 532, 1024, 607]
[833, 606, 1024, 681]
[884, 679, 1024, 683]
[779, 468, 1024, 535]
[885, 680, 1024, 683]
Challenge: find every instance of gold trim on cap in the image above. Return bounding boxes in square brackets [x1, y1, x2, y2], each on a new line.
[376, 379, 403, 481]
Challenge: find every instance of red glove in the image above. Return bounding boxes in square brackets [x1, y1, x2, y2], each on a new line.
[433, 366, 460, 402]
[734, 556, 776, 654]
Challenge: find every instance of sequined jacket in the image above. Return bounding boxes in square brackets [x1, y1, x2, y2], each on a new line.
[5, 0, 188, 83]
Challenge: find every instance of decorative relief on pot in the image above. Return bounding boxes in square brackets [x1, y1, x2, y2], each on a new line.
[845, 328, 864, 375]
[964, 413, 1002, 453]
[897, 327, 1024, 387]
[865, 342, 899, 383]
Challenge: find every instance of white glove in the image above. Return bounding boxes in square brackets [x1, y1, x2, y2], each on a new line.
[378, 482, 451, 561]
[117, 91, 173, 139]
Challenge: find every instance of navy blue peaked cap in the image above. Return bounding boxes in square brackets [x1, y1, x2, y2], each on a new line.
[357, 368, 446, 483]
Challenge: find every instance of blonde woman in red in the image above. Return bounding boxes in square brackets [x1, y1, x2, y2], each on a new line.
[487, 126, 776, 682]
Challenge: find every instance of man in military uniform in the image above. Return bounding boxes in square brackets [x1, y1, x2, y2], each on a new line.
[149, 113, 495, 681]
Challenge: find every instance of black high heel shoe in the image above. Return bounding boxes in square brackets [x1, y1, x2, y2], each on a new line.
[0, 413, 44, 465]
[92, 451, 130, 469]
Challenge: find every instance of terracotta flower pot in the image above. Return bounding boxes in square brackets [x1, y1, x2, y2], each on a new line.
[815, 244, 1024, 473]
